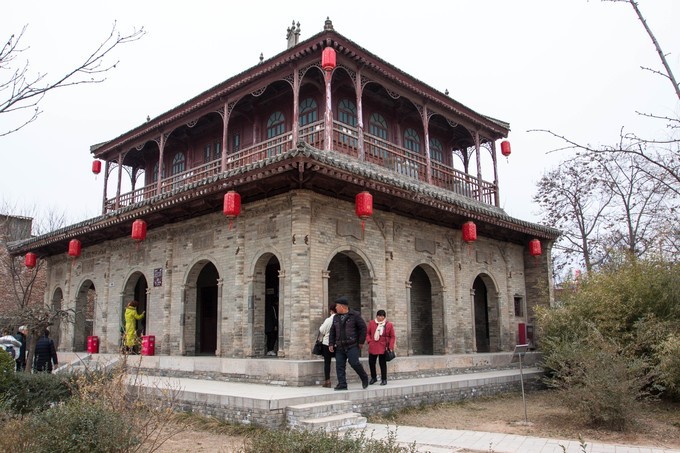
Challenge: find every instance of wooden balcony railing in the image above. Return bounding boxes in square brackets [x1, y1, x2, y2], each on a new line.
[105, 124, 497, 212]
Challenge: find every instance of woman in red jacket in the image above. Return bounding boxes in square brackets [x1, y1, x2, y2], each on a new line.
[366, 309, 396, 385]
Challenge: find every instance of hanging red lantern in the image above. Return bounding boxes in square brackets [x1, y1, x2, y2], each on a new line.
[92, 160, 102, 175]
[462, 221, 477, 243]
[500, 141, 511, 157]
[131, 219, 147, 242]
[68, 239, 81, 258]
[223, 191, 241, 230]
[355, 191, 373, 233]
[25, 252, 37, 269]
[529, 239, 542, 257]
[322, 47, 336, 71]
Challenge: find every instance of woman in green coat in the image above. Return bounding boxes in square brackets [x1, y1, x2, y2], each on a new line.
[124, 300, 145, 353]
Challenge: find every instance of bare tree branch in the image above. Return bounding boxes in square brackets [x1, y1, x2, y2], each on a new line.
[0, 21, 145, 137]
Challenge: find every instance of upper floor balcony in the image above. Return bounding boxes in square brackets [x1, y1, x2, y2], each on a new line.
[94, 26, 507, 215]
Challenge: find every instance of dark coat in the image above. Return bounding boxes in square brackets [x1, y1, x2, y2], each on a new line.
[33, 335, 58, 373]
[329, 309, 367, 350]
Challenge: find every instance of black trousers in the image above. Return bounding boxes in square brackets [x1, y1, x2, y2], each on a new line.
[368, 353, 387, 380]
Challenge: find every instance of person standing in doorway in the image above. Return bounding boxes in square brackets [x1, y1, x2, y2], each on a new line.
[265, 297, 278, 356]
[33, 329, 58, 373]
[366, 309, 396, 385]
[328, 296, 369, 391]
[318, 303, 337, 387]
[124, 300, 145, 354]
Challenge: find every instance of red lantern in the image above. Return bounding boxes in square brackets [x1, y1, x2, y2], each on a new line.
[500, 141, 511, 157]
[131, 219, 147, 242]
[322, 47, 336, 71]
[25, 252, 37, 269]
[462, 221, 477, 243]
[529, 239, 542, 257]
[223, 191, 241, 230]
[92, 160, 102, 175]
[68, 239, 81, 258]
[355, 191, 373, 233]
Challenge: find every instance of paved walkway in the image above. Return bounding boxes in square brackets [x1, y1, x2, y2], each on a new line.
[364, 423, 680, 453]
[133, 374, 680, 453]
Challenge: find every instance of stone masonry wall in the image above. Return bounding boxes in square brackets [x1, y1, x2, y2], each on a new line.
[45, 190, 542, 358]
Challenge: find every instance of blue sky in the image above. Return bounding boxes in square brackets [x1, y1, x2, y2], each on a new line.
[1, 0, 678, 227]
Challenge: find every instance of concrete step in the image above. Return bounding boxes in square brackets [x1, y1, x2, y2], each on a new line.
[297, 412, 367, 432]
[286, 399, 353, 420]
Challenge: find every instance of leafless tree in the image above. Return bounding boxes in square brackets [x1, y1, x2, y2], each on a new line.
[1, 21, 144, 137]
[534, 155, 613, 275]
[0, 201, 73, 370]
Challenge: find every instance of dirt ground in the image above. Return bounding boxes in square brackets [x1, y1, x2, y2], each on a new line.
[153, 390, 680, 452]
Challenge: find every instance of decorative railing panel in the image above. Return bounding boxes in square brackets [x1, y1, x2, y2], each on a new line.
[105, 127, 497, 211]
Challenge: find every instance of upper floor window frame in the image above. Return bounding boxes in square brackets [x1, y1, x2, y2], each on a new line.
[404, 128, 421, 154]
[299, 97, 318, 126]
[368, 113, 388, 140]
[266, 111, 286, 139]
[171, 151, 186, 175]
[429, 137, 444, 163]
[337, 99, 357, 127]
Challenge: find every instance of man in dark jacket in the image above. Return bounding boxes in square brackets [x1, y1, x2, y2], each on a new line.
[328, 296, 369, 390]
[14, 326, 28, 371]
[33, 329, 58, 373]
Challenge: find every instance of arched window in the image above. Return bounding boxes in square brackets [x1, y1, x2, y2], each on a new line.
[429, 138, 444, 163]
[298, 98, 318, 126]
[267, 111, 285, 138]
[171, 152, 185, 175]
[152, 162, 159, 183]
[368, 113, 388, 140]
[368, 113, 388, 160]
[266, 111, 286, 157]
[337, 99, 357, 127]
[337, 99, 357, 148]
[404, 128, 421, 154]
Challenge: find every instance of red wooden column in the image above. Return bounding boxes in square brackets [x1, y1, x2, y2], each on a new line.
[323, 66, 333, 151]
[474, 131, 482, 201]
[355, 67, 365, 161]
[101, 160, 111, 214]
[115, 151, 123, 210]
[156, 133, 166, 196]
[422, 105, 432, 184]
[492, 140, 500, 207]
[292, 64, 300, 147]
[220, 101, 229, 172]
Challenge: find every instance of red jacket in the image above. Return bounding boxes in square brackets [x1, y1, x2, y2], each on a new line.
[366, 319, 395, 355]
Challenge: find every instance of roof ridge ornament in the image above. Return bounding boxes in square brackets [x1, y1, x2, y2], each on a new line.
[324, 17, 334, 31]
[286, 20, 301, 49]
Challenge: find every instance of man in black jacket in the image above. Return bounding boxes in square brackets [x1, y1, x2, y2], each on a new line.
[328, 296, 369, 390]
[33, 329, 59, 373]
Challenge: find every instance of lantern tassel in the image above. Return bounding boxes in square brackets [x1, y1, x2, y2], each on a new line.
[229, 218, 233, 230]
[361, 219, 365, 234]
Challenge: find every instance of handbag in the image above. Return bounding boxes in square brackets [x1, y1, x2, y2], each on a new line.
[312, 333, 324, 356]
[385, 348, 396, 362]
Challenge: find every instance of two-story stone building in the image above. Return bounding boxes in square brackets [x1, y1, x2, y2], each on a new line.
[9, 19, 558, 364]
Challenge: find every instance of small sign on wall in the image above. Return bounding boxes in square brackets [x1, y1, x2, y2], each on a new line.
[153, 268, 163, 287]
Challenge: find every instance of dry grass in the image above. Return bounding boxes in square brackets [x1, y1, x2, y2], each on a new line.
[370, 390, 680, 450]
[151, 390, 680, 451]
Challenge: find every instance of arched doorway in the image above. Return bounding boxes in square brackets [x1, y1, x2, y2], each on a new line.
[327, 251, 372, 319]
[51, 288, 63, 349]
[194, 262, 219, 355]
[408, 265, 445, 355]
[122, 272, 149, 347]
[251, 253, 281, 357]
[473, 276, 489, 352]
[473, 275, 500, 352]
[74, 280, 95, 352]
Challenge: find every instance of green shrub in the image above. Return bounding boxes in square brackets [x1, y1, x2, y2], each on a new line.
[0, 350, 17, 392]
[2, 371, 72, 415]
[657, 334, 680, 399]
[542, 327, 652, 431]
[15, 399, 138, 453]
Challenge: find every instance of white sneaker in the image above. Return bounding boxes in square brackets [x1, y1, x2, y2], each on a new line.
[266, 350, 276, 356]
